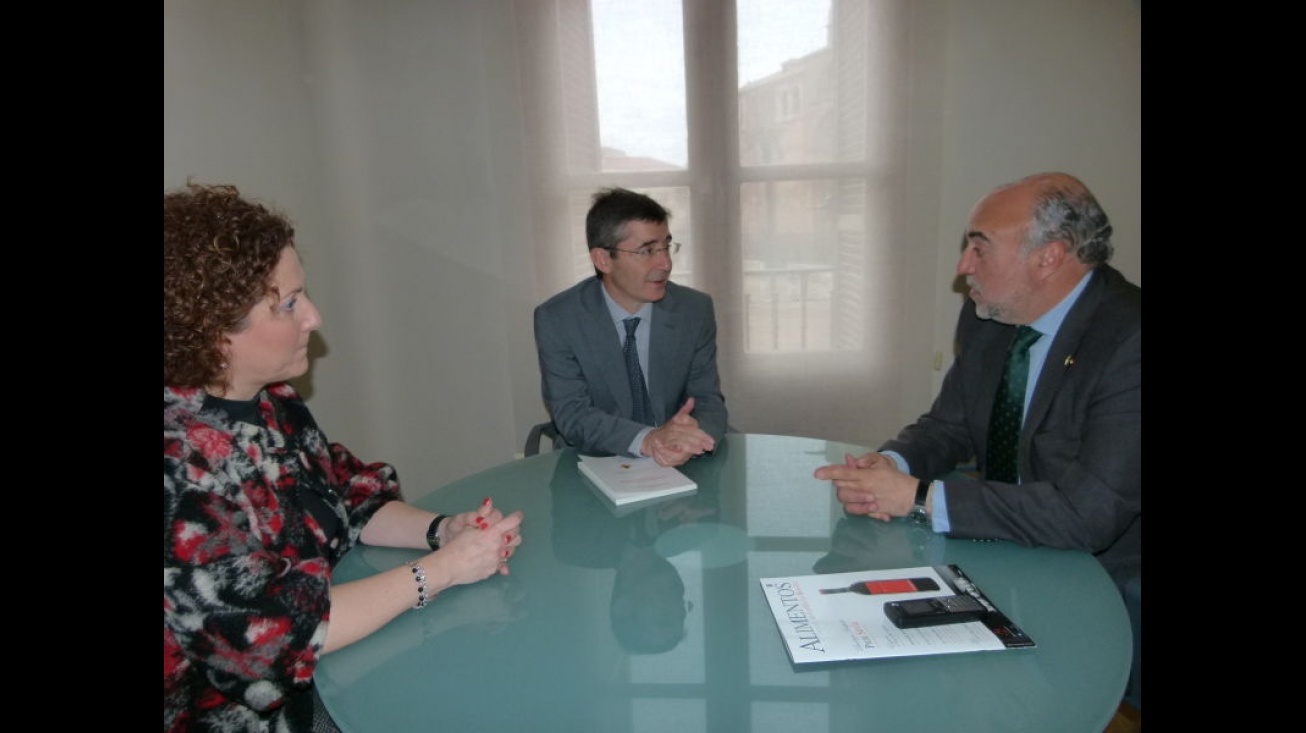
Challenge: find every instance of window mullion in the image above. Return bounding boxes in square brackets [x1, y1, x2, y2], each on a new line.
[681, 0, 739, 316]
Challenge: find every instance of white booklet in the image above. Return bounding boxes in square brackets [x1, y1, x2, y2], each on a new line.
[758, 564, 1034, 665]
[576, 454, 698, 506]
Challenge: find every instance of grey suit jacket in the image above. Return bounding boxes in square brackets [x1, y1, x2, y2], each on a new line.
[881, 265, 1140, 587]
[534, 277, 728, 457]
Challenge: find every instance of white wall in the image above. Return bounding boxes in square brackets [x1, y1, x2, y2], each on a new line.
[164, 0, 1141, 500]
[165, 0, 540, 501]
[926, 0, 1142, 395]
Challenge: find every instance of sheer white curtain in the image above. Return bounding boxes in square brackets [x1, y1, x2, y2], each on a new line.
[515, 0, 941, 447]
[166, 0, 1137, 498]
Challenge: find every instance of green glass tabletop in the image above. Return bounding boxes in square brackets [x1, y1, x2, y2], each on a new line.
[316, 434, 1131, 732]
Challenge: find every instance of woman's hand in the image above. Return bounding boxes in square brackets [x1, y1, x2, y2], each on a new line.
[443, 497, 505, 542]
[439, 500, 523, 584]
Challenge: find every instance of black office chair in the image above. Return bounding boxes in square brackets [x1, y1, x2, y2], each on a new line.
[524, 421, 566, 456]
[1122, 573, 1141, 711]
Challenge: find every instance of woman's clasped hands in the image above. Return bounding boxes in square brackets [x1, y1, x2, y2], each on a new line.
[441, 497, 524, 581]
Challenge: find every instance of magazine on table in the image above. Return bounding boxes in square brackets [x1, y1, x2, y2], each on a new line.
[759, 564, 1035, 664]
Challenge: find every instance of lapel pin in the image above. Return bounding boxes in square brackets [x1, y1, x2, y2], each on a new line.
[1064, 355, 1075, 367]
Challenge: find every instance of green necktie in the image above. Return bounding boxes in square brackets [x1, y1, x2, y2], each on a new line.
[985, 326, 1042, 483]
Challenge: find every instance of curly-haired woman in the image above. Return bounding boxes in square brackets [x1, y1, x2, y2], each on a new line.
[164, 183, 524, 732]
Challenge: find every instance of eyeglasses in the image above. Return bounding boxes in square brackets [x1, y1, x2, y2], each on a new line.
[609, 242, 682, 260]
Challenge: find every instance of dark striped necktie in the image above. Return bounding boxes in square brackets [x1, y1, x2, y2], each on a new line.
[623, 317, 653, 426]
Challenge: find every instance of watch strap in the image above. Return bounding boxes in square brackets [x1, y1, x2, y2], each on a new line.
[914, 478, 931, 507]
[426, 514, 450, 551]
[911, 479, 931, 522]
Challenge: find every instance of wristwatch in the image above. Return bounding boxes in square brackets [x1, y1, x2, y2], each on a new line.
[426, 514, 450, 551]
[910, 479, 931, 523]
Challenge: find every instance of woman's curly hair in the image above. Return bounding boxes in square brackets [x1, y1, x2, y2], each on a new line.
[164, 183, 296, 391]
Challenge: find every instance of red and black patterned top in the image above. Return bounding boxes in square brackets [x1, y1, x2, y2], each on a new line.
[164, 382, 401, 732]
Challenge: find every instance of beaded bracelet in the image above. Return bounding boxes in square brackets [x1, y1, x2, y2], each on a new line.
[406, 561, 429, 610]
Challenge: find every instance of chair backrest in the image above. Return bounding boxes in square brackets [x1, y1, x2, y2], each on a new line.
[1122, 573, 1141, 711]
[524, 421, 565, 456]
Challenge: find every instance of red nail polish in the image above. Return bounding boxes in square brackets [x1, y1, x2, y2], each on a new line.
[504, 534, 512, 543]
[483, 497, 492, 506]
[502, 548, 510, 558]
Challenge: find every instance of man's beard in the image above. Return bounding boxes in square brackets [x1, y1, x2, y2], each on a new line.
[969, 281, 1008, 323]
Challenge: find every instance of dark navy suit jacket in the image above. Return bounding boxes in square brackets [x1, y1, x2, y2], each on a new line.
[881, 265, 1140, 587]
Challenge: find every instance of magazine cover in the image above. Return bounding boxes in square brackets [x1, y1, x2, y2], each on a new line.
[759, 564, 1035, 664]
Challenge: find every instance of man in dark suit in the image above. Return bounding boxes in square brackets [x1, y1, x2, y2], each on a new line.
[534, 187, 728, 466]
[814, 172, 1140, 588]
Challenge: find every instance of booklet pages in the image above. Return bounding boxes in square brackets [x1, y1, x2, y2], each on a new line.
[576, 454, 698, 506]
[759, 564, 1034, 664]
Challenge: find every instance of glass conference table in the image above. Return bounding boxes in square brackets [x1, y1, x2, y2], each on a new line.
[317, 434, 1131, 733]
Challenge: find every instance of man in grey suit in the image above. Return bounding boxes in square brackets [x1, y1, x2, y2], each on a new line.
[814, 171, 1140, 586]
[534, 188, 728, 467]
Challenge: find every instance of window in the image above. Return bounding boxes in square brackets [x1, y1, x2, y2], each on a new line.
[519, 0, 916, 445]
